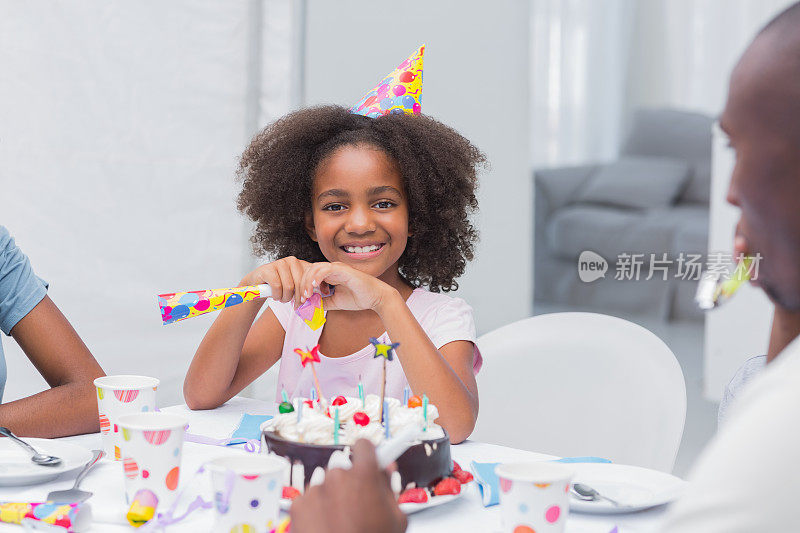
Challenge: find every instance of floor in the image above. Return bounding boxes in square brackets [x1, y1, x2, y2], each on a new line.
[534, 302, 718, 478]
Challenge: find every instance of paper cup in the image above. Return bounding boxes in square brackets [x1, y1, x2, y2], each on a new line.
[94, 375, 159, 460]
[495, 462, 573, 533]
[206, 454, 289, 533]
[117, 412, 187, 508]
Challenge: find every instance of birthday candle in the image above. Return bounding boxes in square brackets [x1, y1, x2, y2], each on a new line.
[334, 407, 340, 445]
[281, 388, 289, 403]
[384, 399, 390, 439]
[297, 400, 303, 423]
[403, 386, 410, 406]
[311, 387, 317, 401]
[358, 378, 365, 407]
[422, 394, 429, 432]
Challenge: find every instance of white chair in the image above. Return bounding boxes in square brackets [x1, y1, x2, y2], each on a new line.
[472, 312, 686, 473]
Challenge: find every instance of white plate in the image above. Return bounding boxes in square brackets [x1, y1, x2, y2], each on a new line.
[568, 463, 686, 514]
[0, 438, 94, 486]
[280, 489, 465, 515]
[399, 491, 463, 515]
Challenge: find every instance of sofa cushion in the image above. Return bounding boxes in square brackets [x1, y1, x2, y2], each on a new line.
[574, 157, 690, 210]
[547, 205, 676, 261]
[665, 205, 710, 256]
[621, 108, 713, 205]
[547, 204, 709, 263]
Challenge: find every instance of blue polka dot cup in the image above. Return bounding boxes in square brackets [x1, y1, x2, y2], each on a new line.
[495, 462, 574, 533]
[207, 454, 289, 533]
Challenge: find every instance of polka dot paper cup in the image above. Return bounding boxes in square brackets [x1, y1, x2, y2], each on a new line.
[94, 375, 159, 460]
[206, 454, 289, 533]
[117, 412, 187, 508]
[495, 462, 573, 533]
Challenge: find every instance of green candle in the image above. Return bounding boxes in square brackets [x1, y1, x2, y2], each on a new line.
[422, 394, 429, 432]
[334, 407, 340, 445]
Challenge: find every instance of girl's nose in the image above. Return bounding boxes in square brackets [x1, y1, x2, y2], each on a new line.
[344, 205, 376, 234]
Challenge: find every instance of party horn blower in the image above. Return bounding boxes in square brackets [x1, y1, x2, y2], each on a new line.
[158, 284, 328, 330]
[127, 489, 158, 527]
[695, 256, 754, 310]
[158, 285, 271, 325]
[0, 501, 92, 532]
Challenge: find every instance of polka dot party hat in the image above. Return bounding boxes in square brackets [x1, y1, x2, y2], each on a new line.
[350, 44, 424, 117]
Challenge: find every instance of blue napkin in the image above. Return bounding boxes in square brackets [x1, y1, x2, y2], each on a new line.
[470, 456, 612, 507]
[228, 413, 273, 445]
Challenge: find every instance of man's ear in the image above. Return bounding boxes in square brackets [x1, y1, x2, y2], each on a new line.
[305, 211, 318, 242]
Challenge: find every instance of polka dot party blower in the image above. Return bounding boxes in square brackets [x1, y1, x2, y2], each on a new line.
[157, 284, 328, 330]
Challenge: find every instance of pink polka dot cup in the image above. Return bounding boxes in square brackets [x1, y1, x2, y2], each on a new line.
[94, 375, 159, 460]
[495, 462, 574, 533]
[207, 454, 289, 533]
[117, 412, 187, 509]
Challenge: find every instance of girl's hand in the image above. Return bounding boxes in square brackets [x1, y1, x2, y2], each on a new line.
[241, 256, 311, 307]
[298, 262, 392, 312]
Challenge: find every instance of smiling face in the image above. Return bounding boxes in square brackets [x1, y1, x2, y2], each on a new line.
[722, 30, 800, 310]
[306, 143, 410, 287]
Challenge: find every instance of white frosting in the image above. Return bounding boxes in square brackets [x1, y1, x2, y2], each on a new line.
[362, 394, 401, 421]
[330, 397, 362, 424]
[271, 394, 444, 446]
[343, 418, 387, 445]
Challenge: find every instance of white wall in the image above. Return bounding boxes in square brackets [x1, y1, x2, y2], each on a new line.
[0, 1, 287, 406]
[304, 0, 532, 334]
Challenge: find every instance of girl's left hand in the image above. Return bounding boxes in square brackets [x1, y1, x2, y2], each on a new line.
[298, 262, 391, 312]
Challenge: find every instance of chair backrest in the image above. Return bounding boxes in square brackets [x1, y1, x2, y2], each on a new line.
[472, 312, 686, 473]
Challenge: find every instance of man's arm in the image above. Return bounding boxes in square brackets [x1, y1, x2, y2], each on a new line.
[2, 295, 105, 437]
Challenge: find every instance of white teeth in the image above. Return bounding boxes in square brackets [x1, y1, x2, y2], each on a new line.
[344, 245, 381, 253]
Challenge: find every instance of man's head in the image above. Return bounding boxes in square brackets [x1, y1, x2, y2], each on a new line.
[722, 2, 800, 310]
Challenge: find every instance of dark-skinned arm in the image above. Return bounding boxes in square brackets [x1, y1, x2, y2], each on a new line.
[2, 295, 105, 438]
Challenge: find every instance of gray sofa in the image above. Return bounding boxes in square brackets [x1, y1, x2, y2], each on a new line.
[534, 108, 714, 321]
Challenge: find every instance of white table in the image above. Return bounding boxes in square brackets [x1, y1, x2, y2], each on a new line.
[0, 398, 670, 532]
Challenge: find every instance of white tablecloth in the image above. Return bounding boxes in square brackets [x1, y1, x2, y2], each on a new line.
[0, 397, 669, 532]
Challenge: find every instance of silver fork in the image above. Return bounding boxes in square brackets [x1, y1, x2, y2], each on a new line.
[46, 450, 105, 503]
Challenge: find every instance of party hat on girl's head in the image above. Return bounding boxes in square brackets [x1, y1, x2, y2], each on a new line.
[350, 44, 424, 118]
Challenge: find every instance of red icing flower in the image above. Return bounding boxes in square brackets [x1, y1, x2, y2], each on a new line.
[332, 396, 347, 406]
[304, 400, 314, 408]
[398, 487, 428, 504]
[433, 477, 461, 496]
[353, 412, 370, 426]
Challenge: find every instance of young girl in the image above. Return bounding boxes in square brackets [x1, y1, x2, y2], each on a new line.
[184, 103, 485, 443]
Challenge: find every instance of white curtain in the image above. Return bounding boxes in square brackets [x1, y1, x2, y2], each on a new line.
[529, 0, 794, 169]
[529, 0, 635, 167]
[0, 0, 299, 406]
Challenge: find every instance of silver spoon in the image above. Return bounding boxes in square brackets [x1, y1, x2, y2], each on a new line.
[46, 449, 104, 502]
[572, 482, 621, 506]
[0, 426, 62, 466]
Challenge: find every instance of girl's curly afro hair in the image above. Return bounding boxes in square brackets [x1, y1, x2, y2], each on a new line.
[237, 105, 486, 292]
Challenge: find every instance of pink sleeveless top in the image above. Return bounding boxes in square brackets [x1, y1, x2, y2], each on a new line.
[267, 287, 481, 402]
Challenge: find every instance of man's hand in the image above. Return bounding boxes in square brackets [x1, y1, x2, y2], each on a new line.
[290, 439, 407, 533]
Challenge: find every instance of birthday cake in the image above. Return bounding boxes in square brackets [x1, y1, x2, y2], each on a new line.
[261, 394, 472, 503]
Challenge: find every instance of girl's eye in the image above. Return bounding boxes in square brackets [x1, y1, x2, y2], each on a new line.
[374, 201, 395, 209]
[322, 204, 345, 212]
